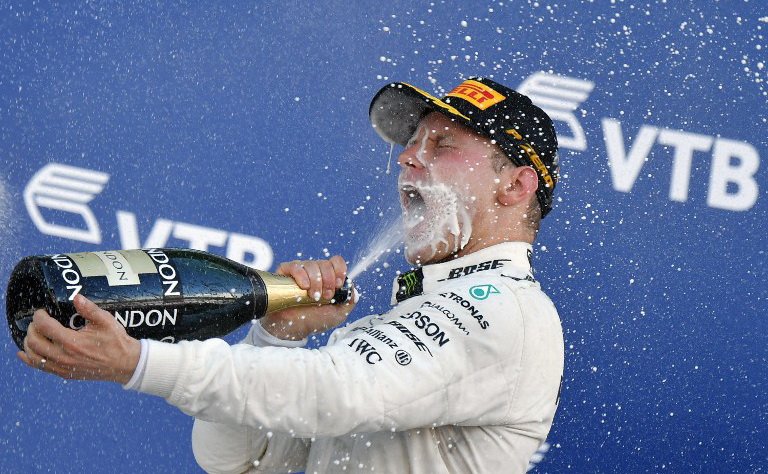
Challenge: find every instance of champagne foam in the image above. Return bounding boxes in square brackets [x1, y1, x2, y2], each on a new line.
[401, 182, 472, 263]
[348, 212, 404, 281]
[398, 126, 473, 264]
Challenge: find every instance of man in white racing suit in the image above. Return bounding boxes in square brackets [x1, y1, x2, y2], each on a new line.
[20, 77, 565, 473]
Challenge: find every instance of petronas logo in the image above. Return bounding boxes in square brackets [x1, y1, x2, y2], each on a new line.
[469, 284, 499, 300]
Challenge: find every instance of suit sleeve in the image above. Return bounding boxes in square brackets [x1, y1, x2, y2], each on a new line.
[136, 284, 523, 438]
[190, 322, 310, 473]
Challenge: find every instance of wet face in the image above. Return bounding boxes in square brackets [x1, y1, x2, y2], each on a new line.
[397, 112, 504, 265]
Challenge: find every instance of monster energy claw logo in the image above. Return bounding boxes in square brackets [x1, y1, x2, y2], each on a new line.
[402, 272, 418, 293]
[396, 269, 424, 302]
[469, 284, 500, 300]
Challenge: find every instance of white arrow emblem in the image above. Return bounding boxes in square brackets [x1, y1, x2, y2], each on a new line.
[518, 72, 595, 151]
[24, 163, 110, 244]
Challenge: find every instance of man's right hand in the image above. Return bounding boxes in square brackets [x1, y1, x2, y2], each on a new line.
[260, 255, 356, 341]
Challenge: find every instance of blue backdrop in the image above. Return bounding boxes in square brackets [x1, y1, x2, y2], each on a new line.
[1, 1, 765, 472]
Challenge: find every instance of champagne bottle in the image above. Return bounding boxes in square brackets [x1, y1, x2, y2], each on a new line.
[6, 248, 353, 350]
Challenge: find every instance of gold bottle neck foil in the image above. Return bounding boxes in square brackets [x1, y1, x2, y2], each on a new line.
[256, 271, 349, 314]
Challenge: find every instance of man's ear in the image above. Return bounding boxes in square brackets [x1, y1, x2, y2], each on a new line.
[497, 166, 539, 206]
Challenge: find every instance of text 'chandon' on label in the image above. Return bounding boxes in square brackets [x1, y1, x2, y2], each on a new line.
[144, 249, 182, 299]
[50, 254, 83, 301]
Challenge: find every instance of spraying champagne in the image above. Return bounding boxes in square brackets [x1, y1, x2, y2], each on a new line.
[6, 248, 353, 350]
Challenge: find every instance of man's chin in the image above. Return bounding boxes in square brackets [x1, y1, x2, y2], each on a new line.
[404, 240, 452, 266]
[404, 247, 428, 266]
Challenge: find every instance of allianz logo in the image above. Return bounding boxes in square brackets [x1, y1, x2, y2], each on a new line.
[23, 163, 273, 270]
[519, 72, 760, 212]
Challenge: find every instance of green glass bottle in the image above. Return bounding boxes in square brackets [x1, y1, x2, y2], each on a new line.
[6, 248, 352, 349]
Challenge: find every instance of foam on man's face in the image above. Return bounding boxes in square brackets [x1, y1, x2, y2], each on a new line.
[398, 120, 475, 265]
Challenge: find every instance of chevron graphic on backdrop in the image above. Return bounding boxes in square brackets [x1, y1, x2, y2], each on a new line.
[518, 72, 595, 151]
[24, 163, 110, 244]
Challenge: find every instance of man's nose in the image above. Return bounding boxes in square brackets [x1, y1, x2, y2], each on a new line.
[397, 143, 425, 169]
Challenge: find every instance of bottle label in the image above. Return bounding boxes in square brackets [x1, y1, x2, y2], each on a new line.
[143, 249, 183, 299]
[66, 250, 157, 287]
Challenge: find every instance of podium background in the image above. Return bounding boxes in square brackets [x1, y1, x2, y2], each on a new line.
[1, 2, 765, 472]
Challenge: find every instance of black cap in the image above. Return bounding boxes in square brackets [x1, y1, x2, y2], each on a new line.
[369, 77, 559, 217]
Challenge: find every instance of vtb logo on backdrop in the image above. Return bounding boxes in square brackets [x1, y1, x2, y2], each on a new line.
[24, 163, 274, 270]
[519, 72, 761, 212]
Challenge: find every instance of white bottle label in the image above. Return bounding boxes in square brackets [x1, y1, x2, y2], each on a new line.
[93, 250, 141, 286]
[67, 249, 157, 287]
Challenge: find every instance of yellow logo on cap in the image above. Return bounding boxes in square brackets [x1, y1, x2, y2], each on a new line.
[403, 83, 470, 121]
[446, 80, 506, 110]
[505, 128, 554, 188]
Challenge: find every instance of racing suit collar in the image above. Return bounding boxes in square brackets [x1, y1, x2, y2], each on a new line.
[392, 241, 534, 304]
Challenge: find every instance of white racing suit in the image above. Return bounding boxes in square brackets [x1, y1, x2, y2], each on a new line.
[131, 242, 565, 473]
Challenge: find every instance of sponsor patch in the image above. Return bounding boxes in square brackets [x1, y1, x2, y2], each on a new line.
[399, 311, 450, 347]
[420, 300, 471, 336]
[347, 338, 382, 365]
[439, 291, 490, 330]
[469, 284, 500, 300]
[446, 79, 506, 110]
[505, 128, 554, 188]
[350, 326, 399, 350]
[386, 321, 433, 357]
[438, 259, 509, 281]
[404, 82, 470, 120]
[395, 268, 424, 302]
[394, 350, 412, 366]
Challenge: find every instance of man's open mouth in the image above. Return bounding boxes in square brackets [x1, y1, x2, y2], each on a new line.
[400, 184, 427, 227]
[397, 180, 469, 257]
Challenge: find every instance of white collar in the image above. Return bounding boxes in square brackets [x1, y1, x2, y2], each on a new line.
[390, 242, 535, 304]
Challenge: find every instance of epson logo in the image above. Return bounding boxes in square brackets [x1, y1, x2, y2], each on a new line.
[24, 163, 274, 269]
[399, 311, 450, 347]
